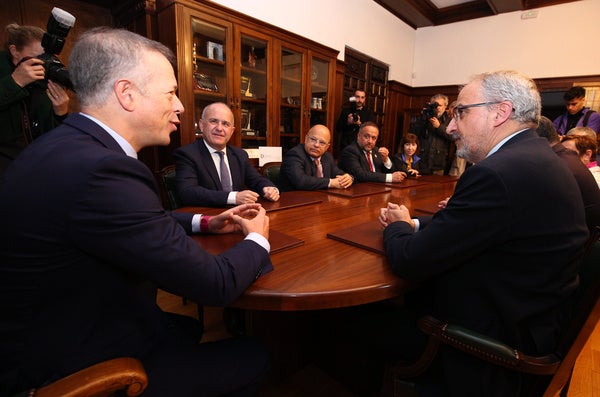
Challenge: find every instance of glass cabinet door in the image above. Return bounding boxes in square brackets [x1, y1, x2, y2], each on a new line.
[191, 18, 228, 138]
[279, 47, 304, 153]
[239, 34, 268, 149]
[309, 56, 330, 128]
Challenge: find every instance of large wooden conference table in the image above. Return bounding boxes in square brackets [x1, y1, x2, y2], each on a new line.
[178, 175, 458, 312]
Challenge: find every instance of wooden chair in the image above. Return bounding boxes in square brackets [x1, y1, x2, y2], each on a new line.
[382, 226, 600, 397]
[154, 164, 181, 210]
[260, 162, 282, 186]
[14, 357, 147, 397]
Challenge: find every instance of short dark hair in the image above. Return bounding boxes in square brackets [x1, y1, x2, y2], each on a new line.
[535, 116, 560, 144]
[564, 86, 586, 101]
[399, 133, 420, 153]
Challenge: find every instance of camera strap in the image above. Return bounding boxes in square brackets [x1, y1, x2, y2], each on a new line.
[20, 101, 34, 145]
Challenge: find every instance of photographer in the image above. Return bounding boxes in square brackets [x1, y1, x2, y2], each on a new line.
[409, 93, 451, 175]
[0, 23, 70, 175]
[335, 89, 375, 154]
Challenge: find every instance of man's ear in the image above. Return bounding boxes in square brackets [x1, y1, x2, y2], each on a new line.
[114, 79, 136, 112]
[493, 101, 513, 126]
[583, 149, 593, 163]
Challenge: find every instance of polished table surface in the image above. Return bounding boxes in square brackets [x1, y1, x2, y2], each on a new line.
[179, 177, 457, 311]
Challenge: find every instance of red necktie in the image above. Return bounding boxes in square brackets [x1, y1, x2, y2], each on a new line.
[365, 151, 375, 172]
[315, 158, 323, 178]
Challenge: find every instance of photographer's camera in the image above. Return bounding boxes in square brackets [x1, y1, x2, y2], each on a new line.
[28, 7, 76, 91]
[422, 102, 439, 120]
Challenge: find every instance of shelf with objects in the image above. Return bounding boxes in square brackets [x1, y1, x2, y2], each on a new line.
[239, 34, 268, 149]
[157, 0, 338, 153]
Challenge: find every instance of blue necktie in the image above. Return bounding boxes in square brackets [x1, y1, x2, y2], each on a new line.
[217, 151, 232, 192]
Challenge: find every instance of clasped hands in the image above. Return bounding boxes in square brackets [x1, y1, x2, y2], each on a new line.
[379, 202, 415, 230]
[206, 203, 269, 239]
[235, 187, 280, 204]
[379, 196, 450, 230]
[331, 173, 354, 189]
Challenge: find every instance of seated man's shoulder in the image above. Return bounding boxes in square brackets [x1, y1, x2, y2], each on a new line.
[175, 140, 201, 156]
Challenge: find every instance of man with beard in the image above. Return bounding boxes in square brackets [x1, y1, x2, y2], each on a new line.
[375, 70, 588, 396]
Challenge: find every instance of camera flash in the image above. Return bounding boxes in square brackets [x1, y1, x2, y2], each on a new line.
[349, 96, 356, 102]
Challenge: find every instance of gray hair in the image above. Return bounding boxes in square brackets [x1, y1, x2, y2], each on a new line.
[566, 126, 597, 140]
[69, 27, 175, 108]
[430, 93, 448, 106]
[475, 70, 540, 125]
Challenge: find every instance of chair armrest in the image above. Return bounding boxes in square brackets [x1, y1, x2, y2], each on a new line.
[35, 357, 148, 397]
[418, 315, 561, 375]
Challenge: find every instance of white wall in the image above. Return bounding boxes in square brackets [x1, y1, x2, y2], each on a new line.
[412, 0, 600, 87]
[210, 0, 416, 84]
[211, 0, 600, 87]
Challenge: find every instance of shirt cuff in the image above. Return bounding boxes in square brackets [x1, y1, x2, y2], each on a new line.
[192, 214, 202, 233]
[413, 218, 420, 232]
[385, 174, 392, 183]
[227, 191, 237, 205]
[245, 232, 271, 252]
[383, 158, 393, 169]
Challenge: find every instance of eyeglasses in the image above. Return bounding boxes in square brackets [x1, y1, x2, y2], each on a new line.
[453, 101, 501, 120]
[307, 135, 329, 147]
[205, 118, 233, 129]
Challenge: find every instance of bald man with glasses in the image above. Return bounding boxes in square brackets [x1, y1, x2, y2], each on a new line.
[278, 124, 353, 191]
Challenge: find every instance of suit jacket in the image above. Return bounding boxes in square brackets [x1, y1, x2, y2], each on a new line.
[174, 139, 274, 206]
[338, 141, 395, 183]
[553, 142, 600, 233]
[0, 113, 272, 394]
[383, 129, 588, 395]
[278, 143, 346, 191]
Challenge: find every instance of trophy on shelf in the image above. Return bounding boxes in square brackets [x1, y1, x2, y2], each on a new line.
[248, 46, 257, 68]
[241, 109, 255, 136]
[192, 42, 219, 92]
[241, 76, 254, 98]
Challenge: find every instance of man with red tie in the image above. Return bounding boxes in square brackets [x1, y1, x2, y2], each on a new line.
[338, 121, 406, 183]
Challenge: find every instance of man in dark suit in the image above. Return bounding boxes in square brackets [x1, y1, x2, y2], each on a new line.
[535, 116, 600, 234]
[338, 121, 406, 183]
[0, 28, 272, 397]
[378, 71, 588, 395]
[278, 124, 353, 191]
[174, 102, 279, 207]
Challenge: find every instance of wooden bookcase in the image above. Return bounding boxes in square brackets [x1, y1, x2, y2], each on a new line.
[156, 0, 338, 155]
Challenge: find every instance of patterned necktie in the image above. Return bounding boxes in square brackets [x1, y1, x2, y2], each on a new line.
[217, 151, 232, 192]
[315, 157, 323, 178]
[365, 151, 375, 172]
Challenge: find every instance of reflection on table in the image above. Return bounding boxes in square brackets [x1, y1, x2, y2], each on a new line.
[178, 179, 457, 311]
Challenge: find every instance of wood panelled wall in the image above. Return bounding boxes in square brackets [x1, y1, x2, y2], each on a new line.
[4, 0, 599, 168]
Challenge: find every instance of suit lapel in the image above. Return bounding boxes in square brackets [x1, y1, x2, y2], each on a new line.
[198, 139, 222, 189]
